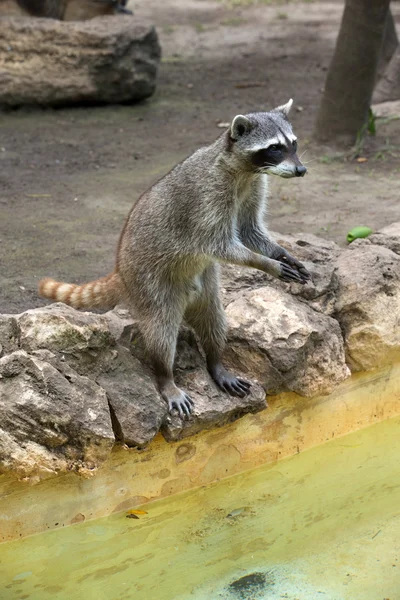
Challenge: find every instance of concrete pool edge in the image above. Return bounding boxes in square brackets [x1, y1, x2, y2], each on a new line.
[1, 362, 399, 542]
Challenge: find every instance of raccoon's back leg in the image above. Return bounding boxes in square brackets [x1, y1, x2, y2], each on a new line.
[127, 281, 194, 418]
[184, 264, 251, 398]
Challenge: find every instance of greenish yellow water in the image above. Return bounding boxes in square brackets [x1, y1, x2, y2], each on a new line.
[1, 417, 400, 600]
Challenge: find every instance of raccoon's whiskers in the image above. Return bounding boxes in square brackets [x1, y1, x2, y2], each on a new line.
[299, 149, 308, 160]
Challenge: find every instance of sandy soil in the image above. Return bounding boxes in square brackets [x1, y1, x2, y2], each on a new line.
[1, 0, 399, 314]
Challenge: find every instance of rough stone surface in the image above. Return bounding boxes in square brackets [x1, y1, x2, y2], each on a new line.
[0, 350, 114, 480]
[16, 303, 117, 376]
[368, 222, 400, 256]
[0, 17, 161, 107]
[97, 347, 166, 448]
[224, 286, 350, 397]
[334, 241, 400, 371]
[0, 314, 19, 355]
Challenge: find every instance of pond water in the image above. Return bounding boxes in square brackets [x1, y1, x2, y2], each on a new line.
[1, 416, 399, 600]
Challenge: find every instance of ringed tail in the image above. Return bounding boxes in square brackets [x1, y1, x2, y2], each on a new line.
[38, 272, 124, 310]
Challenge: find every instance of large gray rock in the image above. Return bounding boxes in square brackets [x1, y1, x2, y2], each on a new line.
[334, 241, 400, 371]
[0, 16, 160, 107]
[0, 350, 114, 481]
[224, 286, 350, 397]
[14, 304, 167, 447]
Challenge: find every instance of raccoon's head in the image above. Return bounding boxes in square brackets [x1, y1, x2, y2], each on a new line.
[229, 100, 306, 178]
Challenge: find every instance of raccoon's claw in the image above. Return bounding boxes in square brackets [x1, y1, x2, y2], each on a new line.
[165, 390, 194, 419]
[279, 263, 308, 285]
[298, 265, 311, 280]
[221, 376, 251, 398]
[168, 393, 194, 419]
[209, 363, 251, 398]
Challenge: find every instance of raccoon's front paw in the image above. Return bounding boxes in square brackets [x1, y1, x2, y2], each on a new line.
[276, 250, 311, 283]
[279, 262, 309, 284]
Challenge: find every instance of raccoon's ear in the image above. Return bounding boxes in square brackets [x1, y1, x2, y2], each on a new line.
[273, 98, 293, 118]
[231, 115, 253, 140]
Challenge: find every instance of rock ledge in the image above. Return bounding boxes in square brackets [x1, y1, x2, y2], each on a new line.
[1, 223, 400, 481]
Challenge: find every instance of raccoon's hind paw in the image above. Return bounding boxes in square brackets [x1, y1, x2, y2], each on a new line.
[167, 391, 194, 419]
[210, 364, 251, 398]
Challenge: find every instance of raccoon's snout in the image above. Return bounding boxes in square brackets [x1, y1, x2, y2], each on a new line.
[295, 165, 307, 177]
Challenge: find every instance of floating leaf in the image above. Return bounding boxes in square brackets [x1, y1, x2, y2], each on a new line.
[127, 509, 148, 516]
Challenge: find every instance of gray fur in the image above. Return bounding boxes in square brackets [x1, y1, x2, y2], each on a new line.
[117, 101, 310, 417]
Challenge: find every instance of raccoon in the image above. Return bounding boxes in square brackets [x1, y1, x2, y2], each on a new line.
[39, 100, 310, 418]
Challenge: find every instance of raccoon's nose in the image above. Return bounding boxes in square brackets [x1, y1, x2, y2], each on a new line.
[295, 165, 307, 177]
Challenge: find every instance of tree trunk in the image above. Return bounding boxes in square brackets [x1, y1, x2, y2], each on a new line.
[314, 0, 391, 145]
[373, 45, 400, 103]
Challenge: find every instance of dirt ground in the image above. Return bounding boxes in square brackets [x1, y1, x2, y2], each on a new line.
[1, 0, 399, 314]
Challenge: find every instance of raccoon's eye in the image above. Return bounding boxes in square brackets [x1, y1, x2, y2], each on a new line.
[269, 145, 280, 152]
